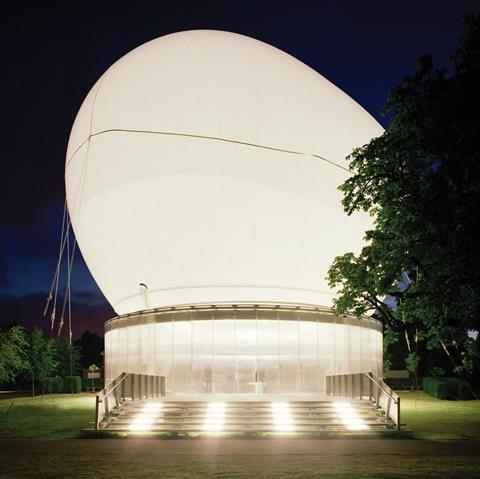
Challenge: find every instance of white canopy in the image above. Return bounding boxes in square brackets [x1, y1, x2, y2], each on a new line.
[65, 30, 383, 314]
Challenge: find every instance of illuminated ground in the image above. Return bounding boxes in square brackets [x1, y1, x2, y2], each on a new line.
[0, 392, 479, 478]
[1, 391, 479, 440]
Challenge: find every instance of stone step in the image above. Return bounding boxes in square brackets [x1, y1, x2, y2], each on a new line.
[103, 425, 393, 434]
[110, 420, 389, 429]
[104, 424, 393, 433]
[99, 399, 394, 434]
[120, 403, 378, 411]
[113, 411, 385, 418]
[120, 399, 372, 405]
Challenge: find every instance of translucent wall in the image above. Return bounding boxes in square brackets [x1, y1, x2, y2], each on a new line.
[105, 309, 383, 395]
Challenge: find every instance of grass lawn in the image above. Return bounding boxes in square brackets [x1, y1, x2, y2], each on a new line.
[399, 390, 480, 439]
[0, 393, 96, 438]
[1, 390, 479, 440]
[1, 391, 480, 478]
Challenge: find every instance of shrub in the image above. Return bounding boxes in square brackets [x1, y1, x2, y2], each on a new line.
[422, 377, 447, 399]
[52, 377, 65, 394]
[63, 376, 82, 393]
[443, 377, 473, 400]
[43, 377, 54, 394]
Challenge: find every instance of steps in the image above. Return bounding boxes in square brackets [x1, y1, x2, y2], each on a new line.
[98, 399, 396, 434]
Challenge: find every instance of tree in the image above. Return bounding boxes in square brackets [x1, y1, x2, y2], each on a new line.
[0, 325, 28, 386]
[53, 337, 81, 379]
[327, 15, 480, 384]
[74, 331, 103, 369]
[24, 328, 57, 396]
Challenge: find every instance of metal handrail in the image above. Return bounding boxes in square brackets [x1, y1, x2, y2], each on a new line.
[367, 372, 399, 403]
[95, 372, 166, 430]
[326, 372, 401, 430]
[96, 372, 127, 404]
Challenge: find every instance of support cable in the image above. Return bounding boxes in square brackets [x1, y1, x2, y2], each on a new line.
[47, 202, 71, 336]
[43, 199, 67, 320]
[57, 215, 76, 339]
[67, 230, 75, 394]
[57, 225, 68, 338]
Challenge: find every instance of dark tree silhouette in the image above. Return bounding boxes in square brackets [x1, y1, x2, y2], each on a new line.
[328, 14, 480, 384]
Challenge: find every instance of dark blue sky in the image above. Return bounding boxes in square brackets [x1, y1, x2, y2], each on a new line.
[0, 0, 478, 335]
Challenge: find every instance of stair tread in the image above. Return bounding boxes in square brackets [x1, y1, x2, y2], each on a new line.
[97, 398, 396, 434]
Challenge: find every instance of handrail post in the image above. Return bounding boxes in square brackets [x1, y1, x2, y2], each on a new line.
[95, 396, 100, 430]
[114, 379, 119, 408]
[104, 395, 109, 424]
[397, 396, 401, 430]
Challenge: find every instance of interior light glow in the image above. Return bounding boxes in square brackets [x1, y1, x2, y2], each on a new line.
[202, 402, 227, 432]
[129, 402, 163, 432]
[271, 402, 294, 432]
[67, 30, 384, 319]
[104, 317, 383, 395]
[333, 401, 369, 431]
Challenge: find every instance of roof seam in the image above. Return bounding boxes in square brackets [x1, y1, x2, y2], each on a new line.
[66, 128, 352, 174]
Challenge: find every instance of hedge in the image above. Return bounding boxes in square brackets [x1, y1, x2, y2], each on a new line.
[52, 377, 65, 394]
[81, 377, 104, 391]
[64, 376, 82, 393]
[422, 376, 473, 400]
[43, 377, 54, 394]
[42, 376, 82, 394]
[385, 377, 412, 390]
[443, 377, 473, 400]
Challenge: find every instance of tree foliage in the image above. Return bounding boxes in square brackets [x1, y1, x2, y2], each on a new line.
[327, 14, 480, 380]
[23, 328, 57, 395]
[0, 325, 28, 385]
[0, 325, 84, 390]
[74, 331, 103, 369]
[54, 337, 82, 378]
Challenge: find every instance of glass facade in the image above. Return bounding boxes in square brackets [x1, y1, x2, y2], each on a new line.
[105, 306, 383, 396]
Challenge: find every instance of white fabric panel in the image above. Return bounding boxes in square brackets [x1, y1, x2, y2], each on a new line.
[105, 320, 383, 394]
[65, 30, 383, 314]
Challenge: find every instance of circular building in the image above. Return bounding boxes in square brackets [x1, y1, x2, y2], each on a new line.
[66, 30, 384, 396]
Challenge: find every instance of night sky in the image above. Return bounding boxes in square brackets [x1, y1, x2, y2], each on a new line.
[1, 1, 478, 337]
